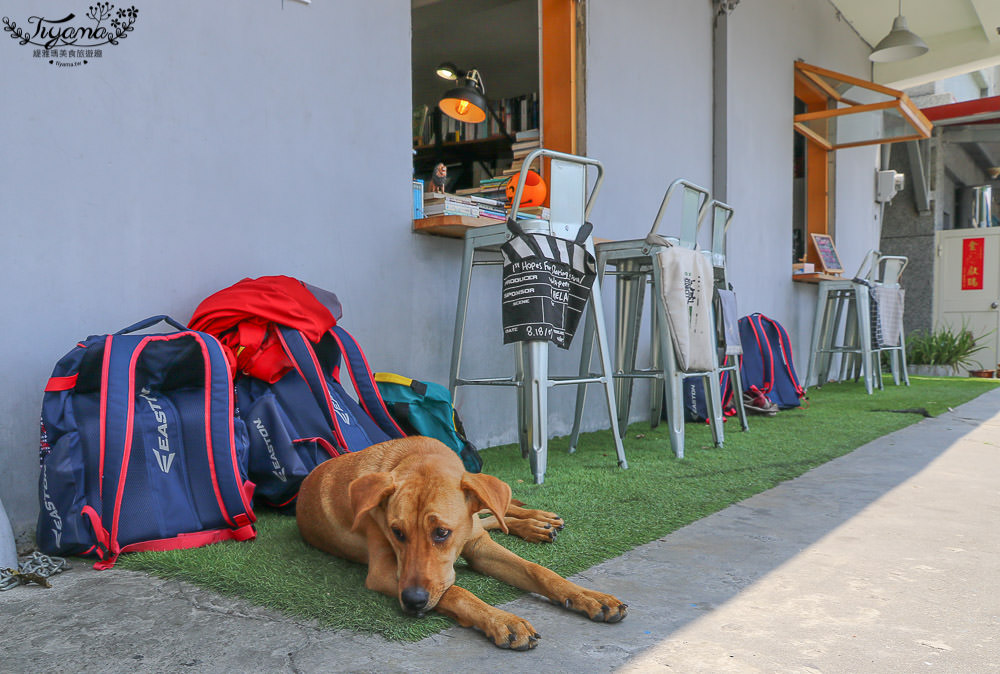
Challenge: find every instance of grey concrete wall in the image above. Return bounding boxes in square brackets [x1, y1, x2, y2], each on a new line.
[940, 171, 959, 230]
[725, 0, 878, 372]
[881, 147, 936, 334]
[0, 0, 423, 543]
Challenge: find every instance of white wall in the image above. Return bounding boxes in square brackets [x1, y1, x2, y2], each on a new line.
[569, 0, 716, 434]
[726, 0, 879, 372]
[586, 1, 715, 229]
[0, 0, 428, 542]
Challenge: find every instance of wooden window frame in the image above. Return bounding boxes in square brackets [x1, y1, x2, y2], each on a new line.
[538, 0, 581, 190]
[792, 61, 932, 273]
[795, 68, 831, 271]
[541, 0, 576, 156]
[793, 62, 932, 151]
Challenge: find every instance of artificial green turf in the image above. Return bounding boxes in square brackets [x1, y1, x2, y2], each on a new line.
[117, 376, 999, 641]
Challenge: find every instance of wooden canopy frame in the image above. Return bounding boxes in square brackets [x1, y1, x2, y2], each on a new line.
[793, 61, 933, 151]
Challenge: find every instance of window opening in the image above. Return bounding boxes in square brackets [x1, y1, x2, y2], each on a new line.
[410, 0, 578, 202]
[791, 61, 932, 270]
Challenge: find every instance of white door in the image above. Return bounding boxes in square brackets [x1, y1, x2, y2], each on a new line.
[934, 229, 1000, 373]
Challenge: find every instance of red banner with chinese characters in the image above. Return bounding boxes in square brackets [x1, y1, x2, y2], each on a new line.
[961, 237, 985, 290]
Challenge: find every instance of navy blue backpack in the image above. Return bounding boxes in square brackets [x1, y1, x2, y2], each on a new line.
[37, 316, 256, 569]
[738, 313, 806, 409]
[236, 324, 405, 509]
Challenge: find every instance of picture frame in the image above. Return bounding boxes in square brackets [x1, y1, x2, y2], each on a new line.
[810, 233, 843, 274]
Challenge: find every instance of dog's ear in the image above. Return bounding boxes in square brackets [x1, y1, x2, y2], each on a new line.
[349, 472, 396, 532]
[461, 472, 512, 534]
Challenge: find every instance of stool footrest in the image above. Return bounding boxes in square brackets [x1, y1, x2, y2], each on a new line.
[612, 371, 662, 380]
[454, 377, 518, 387]
[548, 375, 606, 386]
[456, 375, 611, 388]
[675, 368, 717, 377]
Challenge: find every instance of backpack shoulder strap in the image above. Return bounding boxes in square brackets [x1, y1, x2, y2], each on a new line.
[752, 314, 777, 393]
[191, 330, 256, 526]
[742, 314, 775, 394]
[330, 326, 405, 439]
[273, 325, 342, 433]
[97, 333, 141, 567]
[273, 325, 404, 447]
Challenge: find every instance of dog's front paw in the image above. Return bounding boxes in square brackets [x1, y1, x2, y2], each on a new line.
[525, 509, 565, 531]
[507, 517, 560, 543]
[481, 610, 541, 650]
[562, 589, 628, 624]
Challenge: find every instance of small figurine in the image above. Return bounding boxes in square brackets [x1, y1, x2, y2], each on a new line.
[430, 163, 447, 193]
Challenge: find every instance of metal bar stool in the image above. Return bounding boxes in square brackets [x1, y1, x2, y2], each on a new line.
[858, 254, 910, 386]
[644, 183, 709, 430]
[569, 179, 727, 458]
[448, 148, 627, 484]
[705, 200, 749, 432]
[804, 252, 878, 394]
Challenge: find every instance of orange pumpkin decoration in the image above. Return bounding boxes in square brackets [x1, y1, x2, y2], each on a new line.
[506, 170, 547, 208]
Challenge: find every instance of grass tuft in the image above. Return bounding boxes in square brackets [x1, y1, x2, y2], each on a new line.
[118, 377, 998, 641]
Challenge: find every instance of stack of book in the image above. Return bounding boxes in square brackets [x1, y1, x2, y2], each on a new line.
[468, 194, 509, 221]
[456, 175, 509, 200]
[423, 192, 481, 218]
[422, 190, 549, 222]
[476, 200, 550, 222]
[514, 205, 550, 220]
[503, 129, 541, 177]
[420, 128, 547, 221]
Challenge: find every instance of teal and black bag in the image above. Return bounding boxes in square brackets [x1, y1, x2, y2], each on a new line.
[374, 373, 483, 473]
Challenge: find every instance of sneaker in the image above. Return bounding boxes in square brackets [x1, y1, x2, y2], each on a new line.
[743, 386, 778, 416]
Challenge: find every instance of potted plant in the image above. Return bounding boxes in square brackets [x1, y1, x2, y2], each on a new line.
[905, 323, 990, 376]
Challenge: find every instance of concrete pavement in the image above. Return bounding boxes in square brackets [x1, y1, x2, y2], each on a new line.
[2, 388, 998, 673]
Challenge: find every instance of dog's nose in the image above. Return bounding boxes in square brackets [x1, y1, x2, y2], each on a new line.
[401, 586, 430, 612]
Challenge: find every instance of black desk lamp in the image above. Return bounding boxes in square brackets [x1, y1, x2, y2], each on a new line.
[436, 63, 514, 141]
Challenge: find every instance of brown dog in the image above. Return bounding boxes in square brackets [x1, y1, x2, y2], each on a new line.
[296, 436, 627, 650]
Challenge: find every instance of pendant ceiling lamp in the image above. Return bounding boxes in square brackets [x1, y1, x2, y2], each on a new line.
[869, 0, 929, 62]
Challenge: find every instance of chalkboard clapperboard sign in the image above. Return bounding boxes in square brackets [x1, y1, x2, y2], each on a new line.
[501, 230, 595, 349]
[810, 233, 844, 275]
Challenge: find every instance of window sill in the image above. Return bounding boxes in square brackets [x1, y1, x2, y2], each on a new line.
[413, 215, 497, 238]
[792, 272, 845, 284]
